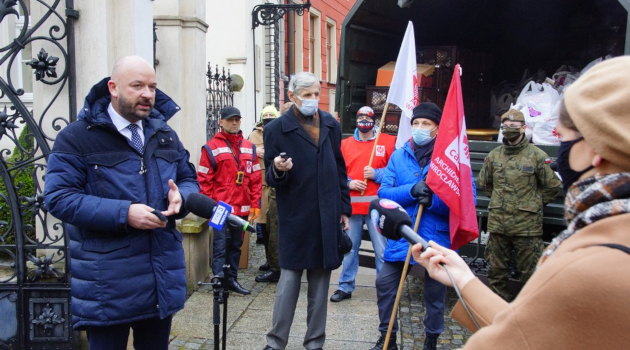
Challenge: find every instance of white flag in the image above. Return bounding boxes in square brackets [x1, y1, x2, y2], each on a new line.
[387, 21, 419, 149]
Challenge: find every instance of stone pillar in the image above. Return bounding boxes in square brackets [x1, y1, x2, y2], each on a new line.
[153, 0, 208, 166]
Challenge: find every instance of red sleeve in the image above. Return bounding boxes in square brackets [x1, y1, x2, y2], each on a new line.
[197, 145, 215, 198]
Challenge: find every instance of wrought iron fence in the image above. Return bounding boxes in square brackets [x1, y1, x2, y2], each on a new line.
[206, 63, 233, 140]
[0, 0, 75, 348]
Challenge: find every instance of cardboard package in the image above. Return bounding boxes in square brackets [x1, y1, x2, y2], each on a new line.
[376, 62, 435, 87]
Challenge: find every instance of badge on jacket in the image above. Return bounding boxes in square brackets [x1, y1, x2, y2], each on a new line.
[376, 145, 386, 157]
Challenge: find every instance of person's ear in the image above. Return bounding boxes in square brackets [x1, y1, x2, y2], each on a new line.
[592, 154, 603, 167]
[107, 80, 118, 98]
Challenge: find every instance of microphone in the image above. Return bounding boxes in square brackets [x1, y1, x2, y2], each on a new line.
[185, 193, 256, 233]
[369, 198, 429, 251]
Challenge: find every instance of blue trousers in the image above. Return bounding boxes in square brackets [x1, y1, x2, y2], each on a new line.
[211, 215, 246, 278]
[86, 315, 172, 350]
[376, 261, 446, 336]
[337, 214, 387, 293]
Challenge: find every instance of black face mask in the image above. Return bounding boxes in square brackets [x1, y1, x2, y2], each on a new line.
[357, 120, 375, 133]
[552, 137, 593, 193]
[262, 118, 274, 126]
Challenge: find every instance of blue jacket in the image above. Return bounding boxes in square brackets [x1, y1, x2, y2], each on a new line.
[377, 141, 477, 263]
[44, 77, 199, 329]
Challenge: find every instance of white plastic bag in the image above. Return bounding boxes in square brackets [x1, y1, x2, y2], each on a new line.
[515, 82, 560, 141]
[532, 99, 562, 145]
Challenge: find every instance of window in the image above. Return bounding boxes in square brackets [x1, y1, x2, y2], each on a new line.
[308, 8, 321, 79]
[325, 18, 337, 84]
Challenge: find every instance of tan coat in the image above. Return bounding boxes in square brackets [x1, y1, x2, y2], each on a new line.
[249, 127, 268, 224]
[452, 213, 630, 349]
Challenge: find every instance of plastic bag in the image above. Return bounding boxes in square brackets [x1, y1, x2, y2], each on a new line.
[515, 82, 560, 141]
[532, 99, 562, 145]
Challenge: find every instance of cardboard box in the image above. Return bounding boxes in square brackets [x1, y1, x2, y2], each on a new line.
[376, 62, 435, 87]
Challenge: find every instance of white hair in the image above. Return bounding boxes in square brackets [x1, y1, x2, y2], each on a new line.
[288, 72, 319, 95]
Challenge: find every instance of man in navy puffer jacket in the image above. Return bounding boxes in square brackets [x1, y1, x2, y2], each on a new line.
[44, 56, 199, 350]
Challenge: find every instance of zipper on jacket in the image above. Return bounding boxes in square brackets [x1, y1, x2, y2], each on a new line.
[95, 165, 105, 195]
[139, 156, 147, 174]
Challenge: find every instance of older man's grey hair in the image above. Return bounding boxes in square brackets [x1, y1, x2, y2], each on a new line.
[288, 72, 319, 95]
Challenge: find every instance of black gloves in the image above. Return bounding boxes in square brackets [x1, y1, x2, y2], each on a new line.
[411, 181, 433, 205]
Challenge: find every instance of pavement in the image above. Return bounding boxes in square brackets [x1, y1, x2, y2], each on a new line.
[169, 233, 473, 350]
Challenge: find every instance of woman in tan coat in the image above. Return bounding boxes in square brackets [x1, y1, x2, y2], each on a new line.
[412, 56, 630, 349]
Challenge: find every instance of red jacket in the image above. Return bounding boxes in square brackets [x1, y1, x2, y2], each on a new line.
[341, 132, 396, 214]
[198, 131, 262, 216]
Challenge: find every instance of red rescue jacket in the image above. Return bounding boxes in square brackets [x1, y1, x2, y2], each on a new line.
[198, 130, 262, 216]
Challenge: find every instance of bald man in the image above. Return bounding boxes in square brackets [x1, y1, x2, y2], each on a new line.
[44, 55, 199, 350]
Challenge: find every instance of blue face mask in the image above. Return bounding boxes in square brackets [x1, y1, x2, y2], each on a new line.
[412, 127, 435, 146]
[296, 96, 319, 116]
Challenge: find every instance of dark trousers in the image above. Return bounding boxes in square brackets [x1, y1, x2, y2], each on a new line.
[86, 315, 172, 350]
[211, 215, 247, 278]
[376, 261, 446, 336]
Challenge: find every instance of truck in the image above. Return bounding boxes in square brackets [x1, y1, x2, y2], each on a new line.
[336, 0, 628, 285]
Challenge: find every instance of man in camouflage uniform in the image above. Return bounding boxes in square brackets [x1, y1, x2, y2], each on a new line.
[479, 108, 561, 301]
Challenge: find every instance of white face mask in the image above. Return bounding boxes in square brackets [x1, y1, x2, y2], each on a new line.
[412, 127, 436, 146]
[296, 96, 318, 116]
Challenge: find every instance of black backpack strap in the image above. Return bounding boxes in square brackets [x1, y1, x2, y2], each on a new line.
[202, 144, 217, 173]
[596, 243, 630, 255]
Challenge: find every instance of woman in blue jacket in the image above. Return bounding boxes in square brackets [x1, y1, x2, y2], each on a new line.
[371, 103, 476, 350]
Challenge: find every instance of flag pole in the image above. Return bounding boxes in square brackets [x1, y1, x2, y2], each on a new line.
[383, 203, 423, 350]
[361, 102, 389, 195]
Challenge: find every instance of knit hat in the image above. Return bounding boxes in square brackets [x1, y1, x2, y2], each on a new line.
[357, 106, 375, 119]
[411, 102, 442, 125]
[221, 106, 241, 119]
[500, 109, 525, 123]
[564, 56, 630, 169]
[261, 105, 279, 119]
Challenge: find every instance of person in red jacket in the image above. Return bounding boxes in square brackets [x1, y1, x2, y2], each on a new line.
[330, 106, 396, 302]
[198, 106, 262, 295]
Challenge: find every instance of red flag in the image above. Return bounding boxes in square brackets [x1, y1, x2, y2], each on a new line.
[426, 65, 478, 251]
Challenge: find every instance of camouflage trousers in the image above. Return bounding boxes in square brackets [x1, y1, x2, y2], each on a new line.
[265, 192, 280, 271]
[486, 233, 543, 301]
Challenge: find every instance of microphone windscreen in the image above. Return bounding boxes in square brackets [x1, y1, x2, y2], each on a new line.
[369, 198, 412, 240]
[185, 193, 217, 219]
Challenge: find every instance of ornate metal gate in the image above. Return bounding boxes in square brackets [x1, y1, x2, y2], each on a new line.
[205, 63, 233, 140]
[0, 0, 75, 348]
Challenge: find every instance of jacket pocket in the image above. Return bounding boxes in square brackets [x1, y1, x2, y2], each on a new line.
[86, 152, 133, 198]
[155, 149, 182, 198]
[488, 197, 503, 210]
[82, 235, 130, 253]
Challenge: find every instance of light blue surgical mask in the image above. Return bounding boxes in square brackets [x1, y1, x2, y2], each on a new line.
[296, 96, 319, 116]
[412, 127, 436, 146]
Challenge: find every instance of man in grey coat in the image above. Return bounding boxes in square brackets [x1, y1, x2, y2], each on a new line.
[261, 72, 352, 350]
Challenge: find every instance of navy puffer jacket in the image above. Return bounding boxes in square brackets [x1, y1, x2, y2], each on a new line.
[44, 77, 199, 329]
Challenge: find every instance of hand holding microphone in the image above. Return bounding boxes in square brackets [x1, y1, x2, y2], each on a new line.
[185, 193, 256, 233]
[411, 241, 476, 289]
[368, 198, 474, 290]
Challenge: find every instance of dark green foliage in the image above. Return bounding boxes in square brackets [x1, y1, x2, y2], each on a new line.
[0, 125, 36, 245]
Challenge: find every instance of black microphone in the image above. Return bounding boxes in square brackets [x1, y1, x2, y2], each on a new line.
[369, 198, 430, 251]
[185, 193, 256, 233]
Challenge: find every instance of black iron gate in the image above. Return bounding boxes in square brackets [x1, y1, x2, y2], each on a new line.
[205, 63, 233, 140]
[0, 0, 75, 348]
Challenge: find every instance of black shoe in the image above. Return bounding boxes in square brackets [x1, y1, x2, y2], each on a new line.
[259, 262, 270, 271]
[227, 278, 250, 295]
[262, 346, 275, 350]
[423, 335, 438, 350]
[255, 270, 280, 283]
[369, 334, 397, 350]
[330, 290, 352, 302]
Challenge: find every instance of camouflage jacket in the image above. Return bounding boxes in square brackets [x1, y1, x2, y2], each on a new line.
[479, 138, 561, 236]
